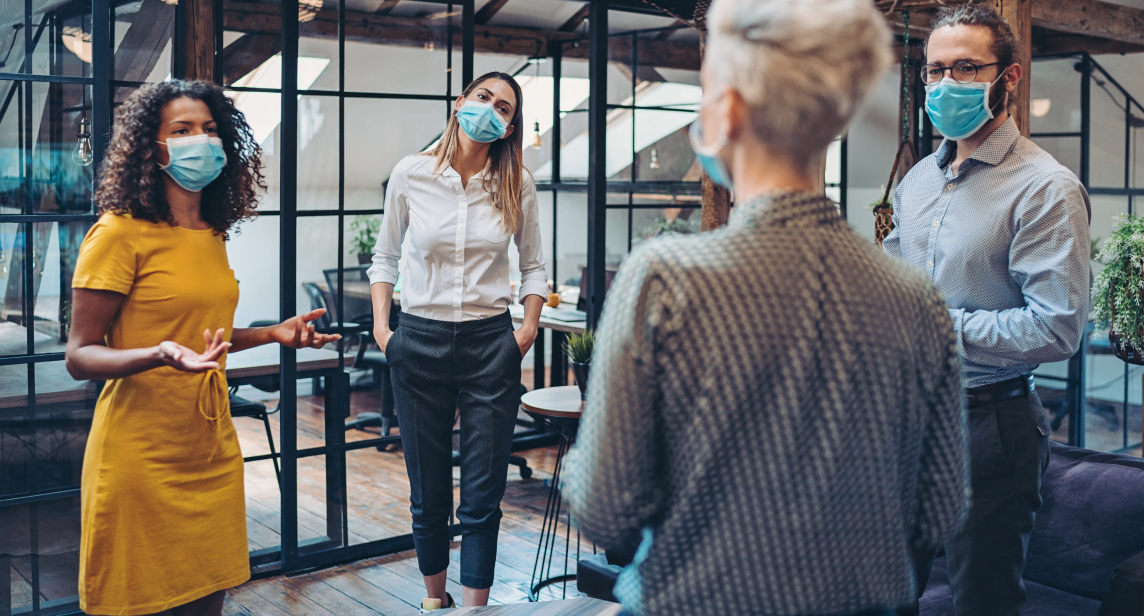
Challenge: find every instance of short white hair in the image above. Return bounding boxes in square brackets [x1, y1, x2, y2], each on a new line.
[705, 0, 892, 170]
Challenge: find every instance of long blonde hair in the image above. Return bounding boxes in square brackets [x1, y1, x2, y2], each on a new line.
[424, 72, 526, 236]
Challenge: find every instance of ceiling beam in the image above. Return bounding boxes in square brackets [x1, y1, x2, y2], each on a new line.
[374, 0, 401, 16]
[1033, 0, 1144, 47]
[475, 0, 511, 25]
[1032, 31, 1144, 56]
[558, 4, 590, 32]
[222, 2, 700, 71]
[222, 33, 282, 85]
[873, 0, 1144, 47]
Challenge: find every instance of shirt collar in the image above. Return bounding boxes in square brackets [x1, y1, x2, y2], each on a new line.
[935, 116, 1020, 170]
[732, 190, 841, 228]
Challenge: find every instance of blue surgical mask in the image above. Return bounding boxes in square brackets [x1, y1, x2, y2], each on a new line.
[159, 134, 226, 192]
[924, 72, 1006, 141]
[456, 100, 508, 143]
[688, 96, 733, 190]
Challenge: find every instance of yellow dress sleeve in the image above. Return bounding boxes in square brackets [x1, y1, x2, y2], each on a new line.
[72, 213, 138, 294]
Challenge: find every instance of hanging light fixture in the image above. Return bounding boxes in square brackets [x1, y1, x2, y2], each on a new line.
[531, 120, 543, 149]
[649, 147, 660, 170]
[73, 85, 94, 167]
[72, 117, 94, 167]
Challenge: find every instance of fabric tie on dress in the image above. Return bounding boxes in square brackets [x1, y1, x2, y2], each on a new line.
[197, 369, 229, 462]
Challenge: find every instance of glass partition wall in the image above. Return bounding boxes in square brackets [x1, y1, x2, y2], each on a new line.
[1028, 53, 1144, 454]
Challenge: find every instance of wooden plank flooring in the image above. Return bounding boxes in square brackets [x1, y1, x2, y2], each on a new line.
[225, 374, 592, 615]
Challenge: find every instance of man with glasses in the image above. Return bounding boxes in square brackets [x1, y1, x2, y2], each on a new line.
[884, 5, 1090, 614]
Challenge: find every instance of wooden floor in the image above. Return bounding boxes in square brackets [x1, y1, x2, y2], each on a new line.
[225, 368, 593, 615]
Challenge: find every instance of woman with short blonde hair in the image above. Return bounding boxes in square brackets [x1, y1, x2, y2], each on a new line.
[563, 2, 969, 615]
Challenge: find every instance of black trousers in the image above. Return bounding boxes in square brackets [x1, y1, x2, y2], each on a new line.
[905, 389, 1051, 616]
[386, 310, 522, 590]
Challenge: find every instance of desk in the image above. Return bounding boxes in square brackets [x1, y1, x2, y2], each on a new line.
[509, 305, 587, 391]
[521, 386, 584, 601]
[451, 598, 621, 615]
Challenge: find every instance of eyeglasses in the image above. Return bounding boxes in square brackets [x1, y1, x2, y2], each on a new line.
[922, 61, 1004, 85]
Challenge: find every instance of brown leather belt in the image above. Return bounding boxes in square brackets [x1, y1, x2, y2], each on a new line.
[965, 375, 1034, 407]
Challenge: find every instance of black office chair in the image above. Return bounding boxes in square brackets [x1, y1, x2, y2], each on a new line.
[229, 392, 281, 488]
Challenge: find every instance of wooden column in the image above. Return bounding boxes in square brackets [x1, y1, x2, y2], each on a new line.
[180, 0, 216, 81]
[698, 30, 731, 231]
[993, 0, 1032, 137]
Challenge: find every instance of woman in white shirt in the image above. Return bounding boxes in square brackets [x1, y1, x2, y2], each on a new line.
[367, 71, 546, 611]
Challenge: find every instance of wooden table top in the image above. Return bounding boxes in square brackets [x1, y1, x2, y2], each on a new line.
[451, 598, 621, 615]
[521, 386, 584, 419]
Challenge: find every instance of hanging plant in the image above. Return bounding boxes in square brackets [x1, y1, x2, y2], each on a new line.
[1092, 214, 1144, 364]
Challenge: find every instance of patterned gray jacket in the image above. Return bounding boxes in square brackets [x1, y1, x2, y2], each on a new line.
[562, 191, 969, 616]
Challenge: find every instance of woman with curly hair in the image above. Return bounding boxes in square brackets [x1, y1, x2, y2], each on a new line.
[65, 80, 339, 616]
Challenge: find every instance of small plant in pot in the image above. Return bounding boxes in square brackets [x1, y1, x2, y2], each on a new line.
[1093, 214, 1144, 364]
[563, 329, 595, 401]
[349, 215, 382, 265]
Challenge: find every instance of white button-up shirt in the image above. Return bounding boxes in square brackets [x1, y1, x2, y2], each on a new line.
[367, 154, 548, 322]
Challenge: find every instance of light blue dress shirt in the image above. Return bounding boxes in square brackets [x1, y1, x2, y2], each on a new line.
[883, 118, 1091, 389]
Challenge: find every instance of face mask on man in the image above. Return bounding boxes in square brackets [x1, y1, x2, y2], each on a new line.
[688, 90, 734, 190]
[158, 134, 226, 192]
[456, 100, 508, 143]
[924, 70, 1007, 141]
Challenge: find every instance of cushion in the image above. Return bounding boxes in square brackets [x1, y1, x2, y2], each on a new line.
[920, 556, 1100, 616]
[1024, 444, 1144, 598]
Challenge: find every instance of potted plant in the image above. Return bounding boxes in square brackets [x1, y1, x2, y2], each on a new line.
[1093, 215, 1144, 364]
[563, 329, 595, 401]
[349, 215, 382, 265]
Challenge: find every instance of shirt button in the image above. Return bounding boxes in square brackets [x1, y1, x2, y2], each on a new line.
[932, 220, 940, 227]
[945, 183, 954, 191]
[926, 261, 934, 268]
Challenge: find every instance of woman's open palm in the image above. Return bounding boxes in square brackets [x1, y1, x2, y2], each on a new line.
[158, 329, 230, 372]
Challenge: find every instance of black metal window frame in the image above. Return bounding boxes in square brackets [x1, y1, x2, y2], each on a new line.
[1026, 52, 1143, 453]
[0, 0, 109, 614]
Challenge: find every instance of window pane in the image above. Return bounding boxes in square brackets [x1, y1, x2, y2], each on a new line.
[113, 0, 175, 84]
[1091, 75, 1127, 189]
[33, 221, 91, 354]
[1029, 58, 1081, 136]
[1, 496, 83, 612]
[33, 82, 95, 215]
[299, 0, 339, 92]
[223, 0, 283, 89]
[345, 98, 444, 211]
[1, 223, 29, 356]
[21, 0, 93, 78]
[344, 1, 451, 96]
[299, 95, 338, 212]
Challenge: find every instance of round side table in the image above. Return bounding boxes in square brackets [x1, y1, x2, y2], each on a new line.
[521, 386, 584, 601]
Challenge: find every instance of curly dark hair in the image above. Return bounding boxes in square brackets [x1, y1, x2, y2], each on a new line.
[96, 80, 265, 238]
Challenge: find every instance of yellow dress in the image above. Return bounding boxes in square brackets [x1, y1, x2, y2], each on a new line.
[73, 213, 249, 615]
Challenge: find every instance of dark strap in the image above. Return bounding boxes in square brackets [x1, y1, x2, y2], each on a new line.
[965, 375, 1034, 407]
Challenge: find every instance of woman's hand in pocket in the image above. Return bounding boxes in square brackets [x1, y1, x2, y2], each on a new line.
[375, 326, 394, 355]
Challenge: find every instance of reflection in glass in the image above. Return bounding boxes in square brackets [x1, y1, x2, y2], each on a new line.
[0, 497, 84, 611]
[19, 0, 93, 78]
[222, 0, 283, 89]
[0, 83, 95, 216]
[113, 0, 175, 83]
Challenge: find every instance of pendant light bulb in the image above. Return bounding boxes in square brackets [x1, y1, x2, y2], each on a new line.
[649, 147, 660, 170]
[531, 120, 543, 150]
[72, 117, 94, 167]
